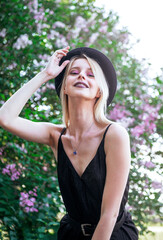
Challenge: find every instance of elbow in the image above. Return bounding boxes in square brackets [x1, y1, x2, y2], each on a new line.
[0, 112, 9, 128]
[0, 118, 7, 128]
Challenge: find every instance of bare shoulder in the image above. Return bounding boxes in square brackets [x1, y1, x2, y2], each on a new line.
[107, 122, 129, 142]
[104, 123, 130, 155]
[49, 123, 65, 149]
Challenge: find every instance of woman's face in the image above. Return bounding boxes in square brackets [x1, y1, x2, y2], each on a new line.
[64, 58, 100, 102]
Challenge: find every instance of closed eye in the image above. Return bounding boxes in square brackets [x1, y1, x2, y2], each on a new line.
[87, 72, 94, 77]
[70, 71, 79, 75]
[88, 74, 94, 77]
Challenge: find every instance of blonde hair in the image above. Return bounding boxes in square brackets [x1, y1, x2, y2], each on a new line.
[60, 55, 110, 127]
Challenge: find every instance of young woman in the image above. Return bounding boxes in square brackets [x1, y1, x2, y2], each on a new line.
[0, 46, 138, 239]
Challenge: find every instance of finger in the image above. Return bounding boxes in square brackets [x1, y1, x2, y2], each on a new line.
[56, 51, 67, 56]
[60, 60, 70, 70]
[60, 46, 70, 51]
[56, 46, 70, 54]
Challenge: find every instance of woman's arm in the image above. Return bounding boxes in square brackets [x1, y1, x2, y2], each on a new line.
[92, 124, 131, 240]
[0, 46, 70, 146]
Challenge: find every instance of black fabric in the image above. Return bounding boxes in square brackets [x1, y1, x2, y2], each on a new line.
[54, 47, 117, 106]
[57, 124, 138, 239]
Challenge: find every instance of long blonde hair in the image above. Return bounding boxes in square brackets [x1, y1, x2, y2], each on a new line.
[60, 55, 110, 127]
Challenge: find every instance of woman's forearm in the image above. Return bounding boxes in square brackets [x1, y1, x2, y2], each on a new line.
[92, 214, 117, 240]
[0, 70, 50, 126]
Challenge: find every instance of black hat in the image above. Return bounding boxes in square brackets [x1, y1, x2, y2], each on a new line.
[55, 47, 117, 106]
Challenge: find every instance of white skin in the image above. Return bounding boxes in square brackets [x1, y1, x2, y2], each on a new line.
[0, 46, 131, 240]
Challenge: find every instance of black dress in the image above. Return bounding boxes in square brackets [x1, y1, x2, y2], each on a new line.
[57, 124, 138, 239]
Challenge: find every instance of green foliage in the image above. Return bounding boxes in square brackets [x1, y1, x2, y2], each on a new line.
[0, 0, 162, 239]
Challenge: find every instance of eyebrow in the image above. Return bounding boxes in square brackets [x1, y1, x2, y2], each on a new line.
[70, 67, 93, 71]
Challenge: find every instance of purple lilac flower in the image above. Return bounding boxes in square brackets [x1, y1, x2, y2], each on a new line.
[53, 21, 66, 28]
[133, 103, 161, 137]
[2, 163, 21, 180]
[151, 181, 162, 190]
[13, 34, 32, 50]
[46, 83, 55, 90]
[109, 104, 132, 121]
[144, 161, 156, 169]
[7, 62, 17, 70]
[131, 125, 145, 138]
[0, 28, 6, 37]
[19, 187, 38, 213]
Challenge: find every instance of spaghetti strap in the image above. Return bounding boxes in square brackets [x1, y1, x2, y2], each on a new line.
[58, 127, 66, 146]
[60, 127, 66, 136]
[103, 123, 112, 139]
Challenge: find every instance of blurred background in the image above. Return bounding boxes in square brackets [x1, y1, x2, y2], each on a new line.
[0, 0, 162, 239]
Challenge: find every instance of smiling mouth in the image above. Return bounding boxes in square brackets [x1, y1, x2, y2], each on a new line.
[74, 82, 89, 88]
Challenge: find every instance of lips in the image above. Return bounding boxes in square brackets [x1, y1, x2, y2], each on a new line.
[74, 81, 89, 88]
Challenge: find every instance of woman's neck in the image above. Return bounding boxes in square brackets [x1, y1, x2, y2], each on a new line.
[68, 98, 96, 136]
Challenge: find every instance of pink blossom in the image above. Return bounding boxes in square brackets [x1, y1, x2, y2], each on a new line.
[34, 9, 45, 21]
[13, 34, 32, 50]
[46, 83, 55, 90]
[26, 199, 34, 207]
[11, 171, 20, 181]
[88, 33, 99, 44]
[144, 161, 156, 169]
[136, 103, 161, 136]
[55, 36, 68, 48]
[131, 145, 137, 153]
[0, 28, 6, 37]
[34, 91, 41, 101]
[24, 207, 30, 213]
[42, 166, 48, 171]
[99, 22, 108, 34]
[126, 205, 133, 211]
[75, 16, 87, 29]
[27, 0, 38, 14]
[27, 0, 45, 22]
[2, 163, 22, 181]
[131, 125, 145, 138]
[47, 30, 60, 40]
[151, 181, 162, 190]
[19, 187, 38, 213]
[116, 117, 135, 128]
[20, 192, 29, 199]
[30, 207, 38, 212]
[38, 54, 50, 61]
[119, 33, 129, 44]
[2, 168, 10, 174]
[53, 21, 66, 28]
[67, 16, 87, 39]
[109, 104, 132, 121]
[30, 197, 36, 203]
[7, 62, 17, 70]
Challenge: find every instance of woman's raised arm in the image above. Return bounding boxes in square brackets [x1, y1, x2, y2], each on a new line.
[0, 46, 70, 146]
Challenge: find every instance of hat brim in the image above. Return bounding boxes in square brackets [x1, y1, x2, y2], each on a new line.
[55, 47, 117, 106]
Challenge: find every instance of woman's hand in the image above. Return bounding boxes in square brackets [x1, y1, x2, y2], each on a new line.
[44, 46, 70, 80]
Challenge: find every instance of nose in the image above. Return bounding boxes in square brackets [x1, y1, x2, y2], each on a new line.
[78, 71, 86, 80]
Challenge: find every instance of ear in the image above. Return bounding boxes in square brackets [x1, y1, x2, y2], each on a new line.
[63, 84, 67, 94]
[96, 89, 101, 98]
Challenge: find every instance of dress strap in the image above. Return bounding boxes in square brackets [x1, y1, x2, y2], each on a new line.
[103, 123, 112, 140]
[60, 127, 66, 136]
[58, 127, 66, 146]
